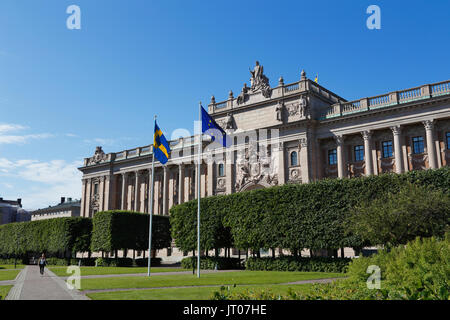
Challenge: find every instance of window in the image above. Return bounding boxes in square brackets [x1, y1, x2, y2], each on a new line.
[382, 140, 393, 158]
[446, 132, 450, 149]
[218, 163, 225, 177]
[290, 151, 298, 166]
[412, 136, 424, 154]
[354, 145, 364, 162]
[93, 184, 99, 195]
[328, 149, 337, 165]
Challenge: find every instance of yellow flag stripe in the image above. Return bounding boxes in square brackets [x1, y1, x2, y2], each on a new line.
[159, 144, 169, 158]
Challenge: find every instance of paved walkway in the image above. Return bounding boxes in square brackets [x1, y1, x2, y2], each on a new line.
[5, 266, 89, 300]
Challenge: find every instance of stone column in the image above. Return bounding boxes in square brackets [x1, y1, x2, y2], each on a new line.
[278, 142, 285, 184]
[362, 130, 373, 175]
[168, 169, 175, 210]
[154, 175, 160, 214]
[178, 164, 185, 204]
[162, 166, 168, 215]
[194, 164, 199, 198]
[299, 138, 310, 183]
[80, 179, 87, 217]
[390, 126, 403, 174]
[184, 167, 191, 201]
[121, 173, 126, 210]
[423, 120, 437, 169]
[134, 171, 139, 211]
[99, 176, 105, 211]
[104, 175, 112, 211]
[207, 162, 214, 196]
[335, 135, 345, 178]
[85, 179, 91, 217]
[201, 164, 206, 198]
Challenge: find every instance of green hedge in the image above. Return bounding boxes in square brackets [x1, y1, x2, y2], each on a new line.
[170, 167, 450, 254]
[94, 257, 161, 267]
[245, 257, 351, 273]
[45, 257, 97, 266]
[91, 210, 172, 252]
[0, 217, 92, 257]
[181, 257, 242, 270]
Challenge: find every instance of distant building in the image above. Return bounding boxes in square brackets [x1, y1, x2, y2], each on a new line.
[0, 198, 30, 225]
[30, 197, 81, 221]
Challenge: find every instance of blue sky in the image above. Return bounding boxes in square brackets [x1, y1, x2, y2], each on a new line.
[0, 0, 449, 209]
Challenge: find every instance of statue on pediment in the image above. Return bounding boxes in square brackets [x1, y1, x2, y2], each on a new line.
[88, 146, 108, 165]
[236, 83, 250, 105]
[249, 61, 272, 98]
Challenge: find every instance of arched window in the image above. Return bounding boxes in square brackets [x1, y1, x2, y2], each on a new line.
[290, 151, 298, 166]
[218, 163, 225, 177]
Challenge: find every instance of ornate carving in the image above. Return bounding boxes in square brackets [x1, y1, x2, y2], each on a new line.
[225, 113, 234, 129]
[87, 146, 108, 165]
[276, 101, 284, 122]
[235, 145, 278, 191]
[299, 95, 309, 119]
[361, 130, 372, 141]
[423, 120, 434, 131]
[334, 135, 345, 146]
[299, 138, 308, 148]
[249, 61, 271, 98]
[390, 125, 402, 136]
[236, 83, 250, 105]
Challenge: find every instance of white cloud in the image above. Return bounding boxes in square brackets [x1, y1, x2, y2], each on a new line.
[83, 138, 116, 146]
[0, 158, 82, 210]
[0, 123, 27, 134]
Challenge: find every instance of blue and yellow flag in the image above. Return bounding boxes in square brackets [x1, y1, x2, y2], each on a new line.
[153, 121, 171, 164]
[201, 106, 229, 147]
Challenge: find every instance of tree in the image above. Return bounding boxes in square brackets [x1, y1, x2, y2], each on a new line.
[347, 183, 450, 248]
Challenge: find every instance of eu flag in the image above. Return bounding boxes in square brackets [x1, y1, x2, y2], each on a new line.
[153, 121, 171, 164]
[201, 106, 229, 147]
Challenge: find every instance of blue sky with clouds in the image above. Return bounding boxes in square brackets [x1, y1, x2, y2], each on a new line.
[0, 0, 449, 209]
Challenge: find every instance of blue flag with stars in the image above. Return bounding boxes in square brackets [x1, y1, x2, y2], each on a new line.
[201, 106, 229, 147]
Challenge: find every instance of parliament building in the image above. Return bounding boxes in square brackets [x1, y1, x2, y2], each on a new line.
[79, 63, 450, 259]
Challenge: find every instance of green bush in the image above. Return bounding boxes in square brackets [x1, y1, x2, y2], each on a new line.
[212, 235, 449, 300]
[0, 217, 92, 257]
[171, 167, 450, 254]
[90, 210, 172, 253]
[245, 257, 351, 273]
[45, 257, 97, 266]
[347, 183, 450, 247]
[94, 257, 162, 267]
[181, 257, 242, 270]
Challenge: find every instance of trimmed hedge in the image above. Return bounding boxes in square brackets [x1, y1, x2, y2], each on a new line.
[45, 257, 97, 266]
[0, 217, 92, 257]
[94, 257, 161, 267]
[91, 211, 172, 252]
[245, 257, 351, 273]
[170, 167, 450, 254]
[181, 257, 242, 270]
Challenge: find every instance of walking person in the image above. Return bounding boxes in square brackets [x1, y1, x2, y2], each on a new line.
[38, 253, 47, 276]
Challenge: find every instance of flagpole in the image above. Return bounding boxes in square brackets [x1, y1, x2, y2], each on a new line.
[147, 115, 157, 277]
[197, 102, 202, 278]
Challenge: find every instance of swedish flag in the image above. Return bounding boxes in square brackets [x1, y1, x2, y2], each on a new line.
[201, 105, 229, 147]
[153, 121, 171, 164]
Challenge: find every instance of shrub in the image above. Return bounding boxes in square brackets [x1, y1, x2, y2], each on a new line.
[347, 183, 450, 247]
[245, 257, 351, 273]
[90, 210, 171, 253]
[45, 258, 97, 266]
[0, 217, 92, 257]
[93, 257, 162, 267]
[181, 257, 243, 270]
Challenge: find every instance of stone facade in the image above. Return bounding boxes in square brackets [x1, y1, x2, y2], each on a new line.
[78, 63, 450, 260]
[30, 197, 81, 221]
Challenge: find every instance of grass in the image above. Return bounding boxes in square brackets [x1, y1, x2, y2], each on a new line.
[0, 269, 21, 281]
[0, 265, 24, 270]
[0, 285, 13, 300]
[49, 266, 188, 277]
[80, 271, 345, 291]
[87, 283, 315, 300]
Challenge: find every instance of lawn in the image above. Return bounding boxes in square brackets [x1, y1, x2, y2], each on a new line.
[0, 265, 24, 270]
[80, 271, 345, 291]
[0, 270, 21, 281]
[0, 285, 13, 300]
[87, 283, 315, 300]
[49, 266, 188, 277]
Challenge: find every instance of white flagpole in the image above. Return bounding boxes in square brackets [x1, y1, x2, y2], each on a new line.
[197, 102, 202, 278]
[147, 115, 156, 277]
